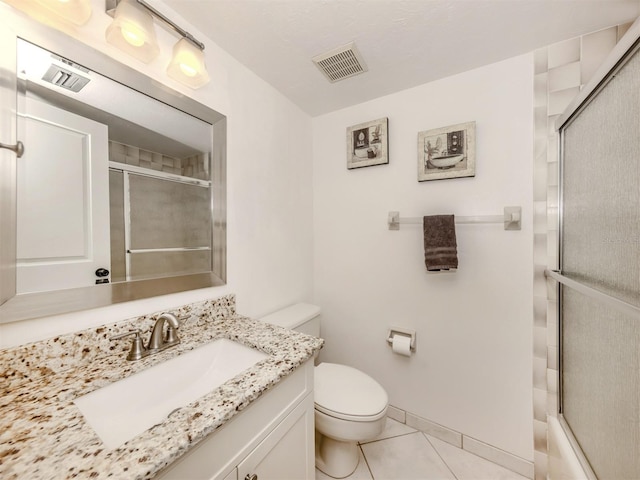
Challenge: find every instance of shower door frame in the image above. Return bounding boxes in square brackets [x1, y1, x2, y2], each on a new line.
[109, 163, 213, 283]
[553, 22, 640, 480]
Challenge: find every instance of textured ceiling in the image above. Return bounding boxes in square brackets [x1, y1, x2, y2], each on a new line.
[164, 0, 640, 116]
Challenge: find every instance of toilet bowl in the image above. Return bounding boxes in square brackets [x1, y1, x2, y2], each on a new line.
[314, 362, 388, 478]
[259, 304, 389, 479]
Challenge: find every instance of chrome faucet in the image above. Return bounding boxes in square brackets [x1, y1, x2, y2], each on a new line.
[110, 313, 181, 361]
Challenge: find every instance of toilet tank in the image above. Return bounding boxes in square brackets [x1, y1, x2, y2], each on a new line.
[258, 303, 321, 337]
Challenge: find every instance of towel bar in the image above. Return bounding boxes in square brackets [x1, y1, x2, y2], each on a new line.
[388, 206, 521, 231]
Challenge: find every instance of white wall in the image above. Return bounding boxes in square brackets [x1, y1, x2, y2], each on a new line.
[312, 54, 534, 461]
[0, 0, 535, 462]
[0, 0, 314, 346]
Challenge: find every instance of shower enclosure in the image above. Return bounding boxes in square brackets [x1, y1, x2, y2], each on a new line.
[109, 160, 212, 283]
[551, 23, 640, 480]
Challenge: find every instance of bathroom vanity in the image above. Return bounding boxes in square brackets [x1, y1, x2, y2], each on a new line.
[157, 359, 315, 480]
[0, 295, 323, 480]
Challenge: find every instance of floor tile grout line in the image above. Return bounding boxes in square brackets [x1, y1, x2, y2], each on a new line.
[422, 432, 460, 480]
[358, 444, 375, 480]
[359, 430, 419, 446]
[320, 420, 530, 480]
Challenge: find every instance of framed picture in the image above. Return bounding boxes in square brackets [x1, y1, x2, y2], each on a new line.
[417, 121, 475, 181]
[346, 117, 388, 169]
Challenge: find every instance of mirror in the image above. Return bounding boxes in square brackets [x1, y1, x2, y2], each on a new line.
[1, 27, 226, 324]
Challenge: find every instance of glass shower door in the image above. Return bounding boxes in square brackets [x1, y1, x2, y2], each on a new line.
[559, 40, 640, 479]
[127, 173, 212, 281]
[109, 170, 212, 282]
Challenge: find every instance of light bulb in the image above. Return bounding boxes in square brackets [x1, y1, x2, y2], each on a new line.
[180, 63, 198, 77]
[121, 26, 145, 47]
[177, 50, 199, 77]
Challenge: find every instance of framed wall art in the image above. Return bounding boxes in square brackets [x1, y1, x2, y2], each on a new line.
[417, 121, 475, 181]
[346, 117, 388, 169]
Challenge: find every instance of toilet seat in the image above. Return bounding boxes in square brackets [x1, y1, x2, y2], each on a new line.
[314, 363, 388, 422]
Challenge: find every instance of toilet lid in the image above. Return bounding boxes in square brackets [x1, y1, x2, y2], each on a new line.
[314, 363, 388, 421]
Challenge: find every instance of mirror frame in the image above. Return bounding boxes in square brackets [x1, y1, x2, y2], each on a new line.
[1, 19, 226, 324]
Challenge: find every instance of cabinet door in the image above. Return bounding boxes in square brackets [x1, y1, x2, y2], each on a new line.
[237, 393, 314, 480]
[221, 468, 237, 480]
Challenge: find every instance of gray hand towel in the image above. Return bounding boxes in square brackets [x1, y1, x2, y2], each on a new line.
[423, 215, 458, 271]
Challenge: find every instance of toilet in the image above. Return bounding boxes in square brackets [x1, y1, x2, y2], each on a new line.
[259, 303, 388, 479]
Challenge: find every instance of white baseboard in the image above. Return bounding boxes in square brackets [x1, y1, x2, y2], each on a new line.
[388, 405, 534, 479]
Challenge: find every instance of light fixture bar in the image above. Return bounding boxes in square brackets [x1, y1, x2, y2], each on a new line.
[106, 0, 205, 51]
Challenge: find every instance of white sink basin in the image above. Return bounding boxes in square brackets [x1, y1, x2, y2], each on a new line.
[74, 338, 268, 449]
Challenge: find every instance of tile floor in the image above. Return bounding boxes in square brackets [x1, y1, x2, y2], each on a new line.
[315, 418, 529, 480]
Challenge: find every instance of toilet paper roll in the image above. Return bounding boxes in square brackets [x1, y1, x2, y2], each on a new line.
[392, 335, 412, 356]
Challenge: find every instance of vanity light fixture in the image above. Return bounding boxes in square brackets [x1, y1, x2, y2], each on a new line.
[166, 38, 210, 88]
[105, 0, 210, 88]
[30, 0, 92, 25]
[105, 0, 159, 63]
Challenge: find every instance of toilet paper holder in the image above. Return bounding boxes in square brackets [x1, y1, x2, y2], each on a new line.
[386, 327, 416, 352]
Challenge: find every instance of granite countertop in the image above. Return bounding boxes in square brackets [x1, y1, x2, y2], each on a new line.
[0, 295, 323, 480]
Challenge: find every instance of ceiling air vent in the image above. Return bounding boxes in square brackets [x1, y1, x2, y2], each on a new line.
[312, 42, 368, 83]
[42, 64, 90, 93]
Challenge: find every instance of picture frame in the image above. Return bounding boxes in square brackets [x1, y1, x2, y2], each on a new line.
[346, 117, 389, 169]
[417, 121, 475, 181]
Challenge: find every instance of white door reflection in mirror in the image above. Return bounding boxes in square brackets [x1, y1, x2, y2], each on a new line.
[0, 23, 17, 305]
[16, 97, 110, 293]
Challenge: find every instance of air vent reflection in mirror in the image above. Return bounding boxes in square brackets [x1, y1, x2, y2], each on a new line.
[42, 65, 90, 92]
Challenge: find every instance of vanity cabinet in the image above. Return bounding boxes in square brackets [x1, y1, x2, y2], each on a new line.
[236, 394, 314, 480]
[156, 360, 315, 480]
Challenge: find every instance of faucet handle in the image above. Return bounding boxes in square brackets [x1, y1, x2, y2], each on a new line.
[110, 329, 147, 361]
[165, 325, 180, 344]
[110, 329, 141, 341]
